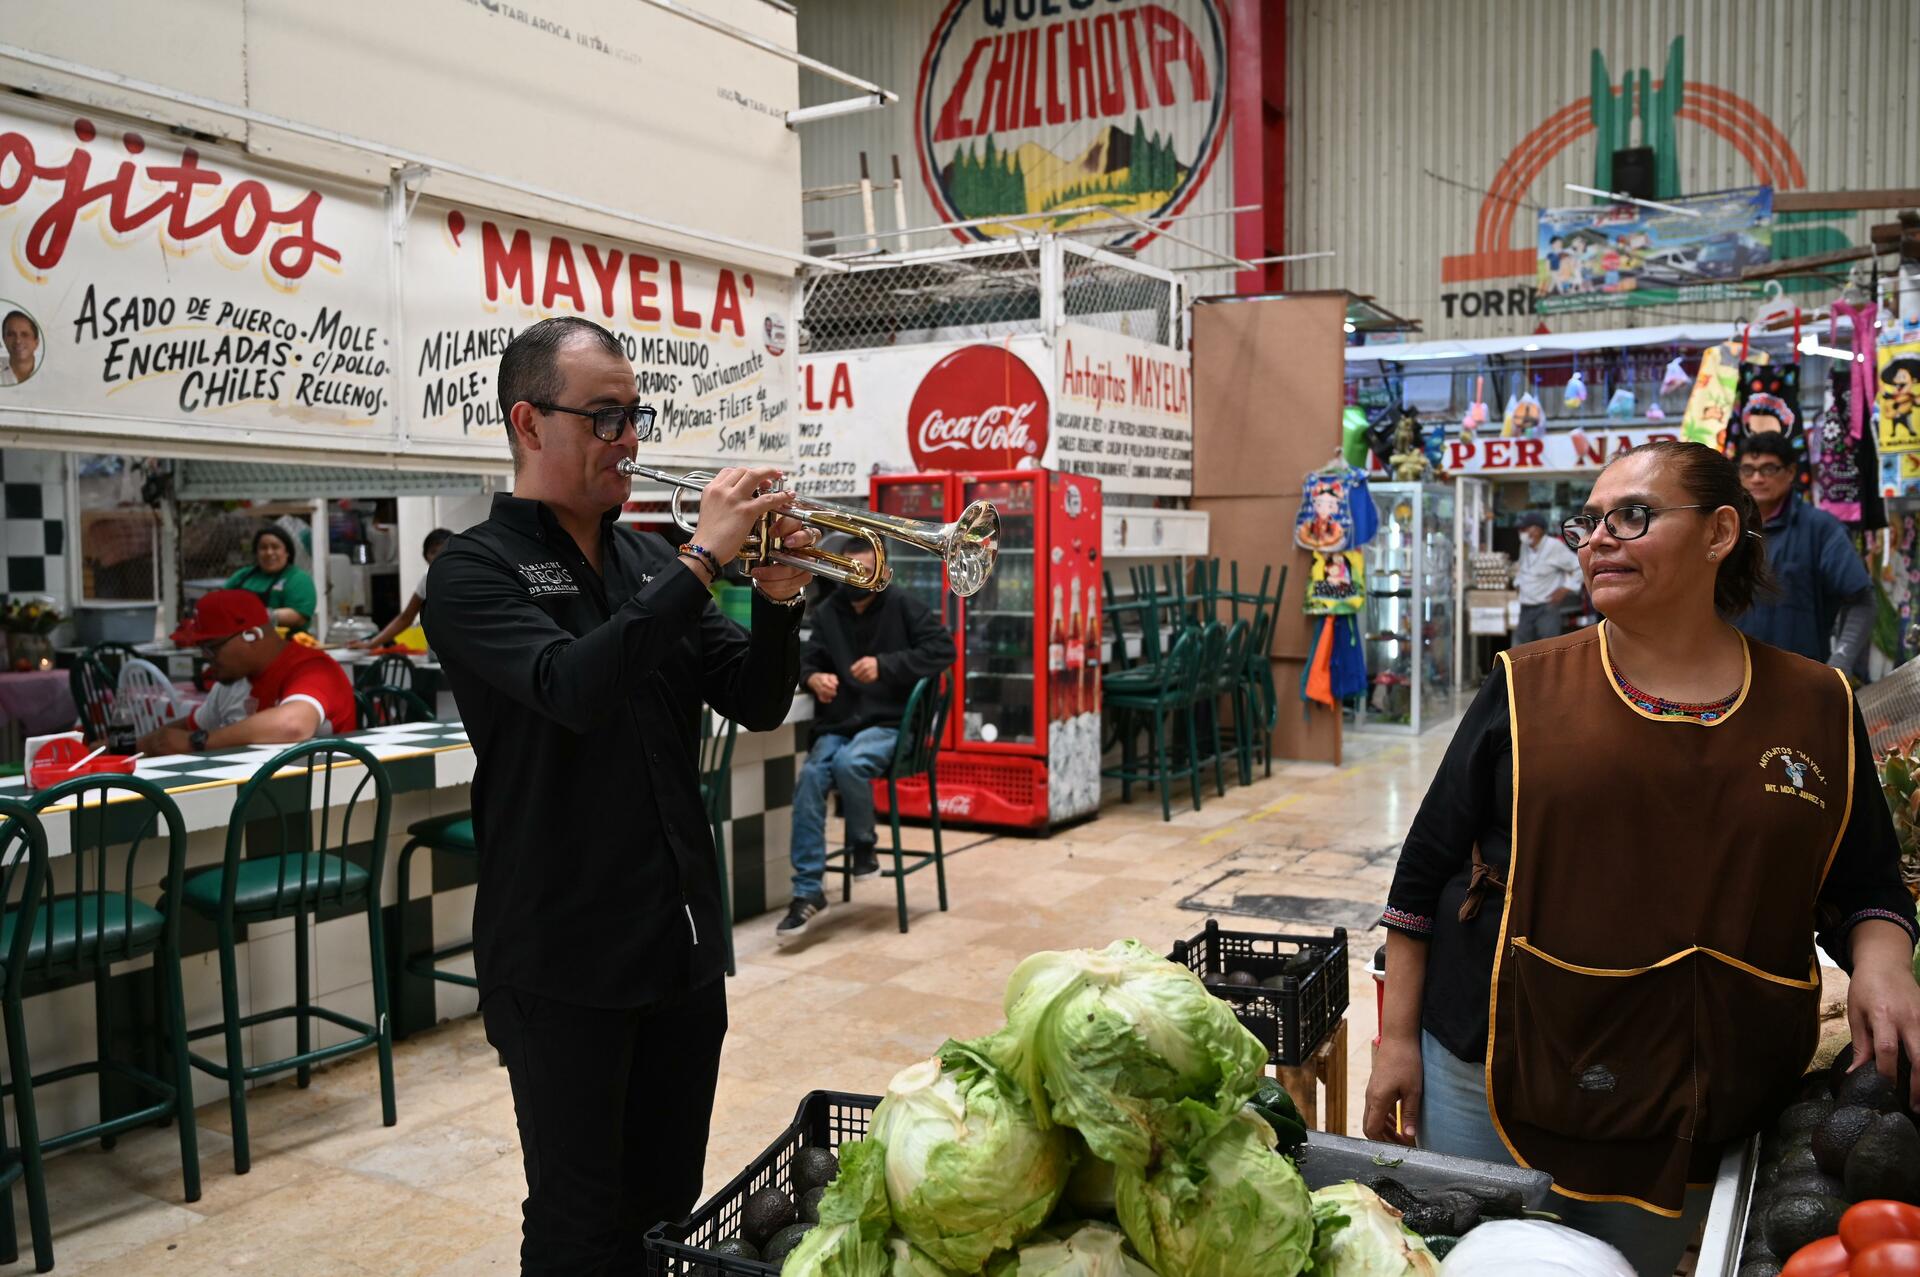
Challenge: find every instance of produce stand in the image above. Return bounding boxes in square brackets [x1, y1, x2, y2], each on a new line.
[645, 1091, 1555, 1277]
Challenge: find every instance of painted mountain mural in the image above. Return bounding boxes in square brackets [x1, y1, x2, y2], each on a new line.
[939, 117, 1190, 229]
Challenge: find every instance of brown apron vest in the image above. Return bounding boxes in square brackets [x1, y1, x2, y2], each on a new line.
[1487, 623, 1855, 1215]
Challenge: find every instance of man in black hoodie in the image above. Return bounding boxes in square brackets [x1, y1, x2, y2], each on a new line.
[779, 538, 957, 942]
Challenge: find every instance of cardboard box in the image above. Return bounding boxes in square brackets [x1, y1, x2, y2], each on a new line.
[1469, 606, 1511, 636]
[1466, 589, 1519, 609]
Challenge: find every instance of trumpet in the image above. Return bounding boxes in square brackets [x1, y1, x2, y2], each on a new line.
[617, 461, 1000, 596]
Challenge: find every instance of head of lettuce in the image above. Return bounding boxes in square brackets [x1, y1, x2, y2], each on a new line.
[1116, 1106, 1314, 1277]
[869, 1042, 1073, 1272]
[976, 940, 1268, 1171]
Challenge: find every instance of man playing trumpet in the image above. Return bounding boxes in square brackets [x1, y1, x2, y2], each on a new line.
[425, 316, 811, 1275]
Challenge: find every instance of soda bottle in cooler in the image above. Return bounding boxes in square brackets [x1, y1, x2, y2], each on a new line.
[1065, 576, 1085, 719]
[1084, 580, 1102, 716]
[1047, 584, 1066, 723]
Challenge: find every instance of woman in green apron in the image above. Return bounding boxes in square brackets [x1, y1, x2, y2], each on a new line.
[224, 526, 317, 635]
[1366, 441, 1920, 1274]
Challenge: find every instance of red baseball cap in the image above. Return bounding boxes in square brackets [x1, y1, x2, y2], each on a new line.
[172, 590, 270, 645]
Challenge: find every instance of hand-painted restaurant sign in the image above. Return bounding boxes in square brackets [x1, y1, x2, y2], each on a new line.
[0, 94, 795, 467]
[915, 0, 1229, 248]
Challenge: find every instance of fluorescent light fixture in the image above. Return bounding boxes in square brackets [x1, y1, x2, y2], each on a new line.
[1378, 349, 1474, 361]
[1800, 336, 1864, 362]
[1343, 321, 1356, 333]
[1522, 342, 1541, 352]
[1563, 183, 1702, 218]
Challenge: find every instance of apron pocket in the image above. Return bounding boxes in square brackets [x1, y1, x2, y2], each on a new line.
[1503, 938, 1698, 1143]
[1693, 949, 1819, 1145]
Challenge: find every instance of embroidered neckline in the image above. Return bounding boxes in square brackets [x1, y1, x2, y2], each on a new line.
[1612, 671, 1741, 721]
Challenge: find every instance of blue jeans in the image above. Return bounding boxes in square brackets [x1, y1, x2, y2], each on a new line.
[790, 727, 898, 901]
[1420, 1031, 1707, 1276]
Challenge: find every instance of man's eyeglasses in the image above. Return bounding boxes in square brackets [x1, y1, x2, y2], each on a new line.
[1560, 504, 1715, 549]
[1738, 463, 1788, 480]
[197, 632, 242, 659]
[530, 402, 658, 443]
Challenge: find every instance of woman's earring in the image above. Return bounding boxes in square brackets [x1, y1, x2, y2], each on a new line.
[1708, 552, 1719, 561]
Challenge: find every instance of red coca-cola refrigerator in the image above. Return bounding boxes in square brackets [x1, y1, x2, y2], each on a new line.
[871, 467, 1103, 830]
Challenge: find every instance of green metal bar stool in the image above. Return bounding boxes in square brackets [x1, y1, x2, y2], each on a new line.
[701, 713, 740, 977]
[174, 739, 396, 1175]
[1102, 628, 1204, 822]
[393, 811, 478, 1036]
[0, 799, 54, 1272]
[823, 675, 953, 933]
[12, 776, 200, 1208]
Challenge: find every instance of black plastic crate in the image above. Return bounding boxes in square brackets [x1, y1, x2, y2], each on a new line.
[1168, 919, 1349, 1067]
[646, 1090, 882, 1277]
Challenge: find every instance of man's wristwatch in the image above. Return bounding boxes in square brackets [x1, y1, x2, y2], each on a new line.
[752, 578, 805, 608]
[188, 728, 209, 752]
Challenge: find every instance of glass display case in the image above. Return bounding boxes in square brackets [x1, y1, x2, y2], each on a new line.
[1351, 482, 1456, 734]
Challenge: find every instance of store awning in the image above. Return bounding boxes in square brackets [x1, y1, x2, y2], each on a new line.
[174, 462, 492, 501]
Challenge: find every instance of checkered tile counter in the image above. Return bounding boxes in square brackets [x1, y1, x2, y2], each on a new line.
[5, 706, 813, 1139]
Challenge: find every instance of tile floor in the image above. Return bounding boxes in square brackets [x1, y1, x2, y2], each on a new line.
[0, 724, 1846, 1274]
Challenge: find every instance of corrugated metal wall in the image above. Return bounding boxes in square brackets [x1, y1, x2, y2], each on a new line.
[795, 0, 1242, 276]
[1286, 0, 1919, 341]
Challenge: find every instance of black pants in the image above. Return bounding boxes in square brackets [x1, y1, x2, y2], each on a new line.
[483, 979, 728, 1276]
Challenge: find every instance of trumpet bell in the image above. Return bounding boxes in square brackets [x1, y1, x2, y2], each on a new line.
[943, 501, 1000, 598]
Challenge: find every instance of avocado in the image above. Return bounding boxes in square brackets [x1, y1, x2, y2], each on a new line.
[1778, 1099, 1836, 1138]
[691, 1236, 759, 1277]
[742, 1187, 797, 1247]
[1761, 1192, 1847, 1260]
[1737, 1261, 1783, 1277]
[792, 1146, 840, 1195]
[1223, 970, 1259, 986]
[1836, 1063, 1903, 1114]
[764, 1223, 813, 1265]
[1773, 1143, 1823, 1181]
[1770, 1171, 1848, 1201]
[1845, 1111, 1920, 1203]
[1813, 1105, 1879, 1177]
[1797, 1069, 1837, 1103]
[798, 1187, 827, 1225]
[1259, 973, 1292, 990]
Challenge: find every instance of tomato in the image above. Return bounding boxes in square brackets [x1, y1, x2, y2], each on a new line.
[1846, 1203, 1920, 1255]
[1783, 1235, 1853, 1277]
[1855, 1240, 1920, 1277]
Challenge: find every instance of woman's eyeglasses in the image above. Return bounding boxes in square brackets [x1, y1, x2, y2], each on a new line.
[530, 402, 658, 443]
[1560, 504, 1715, 549]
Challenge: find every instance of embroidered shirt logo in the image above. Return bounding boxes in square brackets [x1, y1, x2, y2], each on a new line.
[1759, 746, 1828, 810]
[517, 561, 579, 598]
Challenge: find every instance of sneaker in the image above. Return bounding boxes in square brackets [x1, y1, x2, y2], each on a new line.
[776, 894, 827, 945]
[850, 845, 881, 880]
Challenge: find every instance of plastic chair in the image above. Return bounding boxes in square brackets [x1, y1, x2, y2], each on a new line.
[701, 713, 740, 977]
[84, 642, 142, 684]
[68, 656, 116, 740]
[116, 657, 186, 739]
[1102, 630, 1204, 822]
[359, 684, 435, 728]
[174, 739, 396, 1175]
[824, 676, 953, 933]
[0, 799, 53, 1271]
[355, 653, 414, 692]
[16, 778, 199, 1204]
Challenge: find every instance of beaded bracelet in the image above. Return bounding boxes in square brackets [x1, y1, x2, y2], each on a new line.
[677, 545, 719, 581]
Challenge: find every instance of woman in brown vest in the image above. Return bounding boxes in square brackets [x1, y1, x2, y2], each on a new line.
[1365, 441, 1920, 1274]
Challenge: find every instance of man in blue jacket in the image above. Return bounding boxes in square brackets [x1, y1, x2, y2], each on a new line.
[1733, 433, 1872, 669]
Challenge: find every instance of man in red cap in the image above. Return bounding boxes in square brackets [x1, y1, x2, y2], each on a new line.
[137, 589, 356, 755]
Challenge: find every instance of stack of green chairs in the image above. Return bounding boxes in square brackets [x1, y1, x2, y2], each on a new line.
[0, 799, 55, 1272]
[701, 712, 740, 976]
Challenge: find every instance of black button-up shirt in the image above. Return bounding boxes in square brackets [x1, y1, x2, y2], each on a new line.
[424, 493, 802, 1009]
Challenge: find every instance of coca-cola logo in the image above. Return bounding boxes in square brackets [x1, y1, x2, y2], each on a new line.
[908, 345, 1050, 471]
